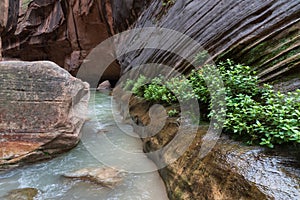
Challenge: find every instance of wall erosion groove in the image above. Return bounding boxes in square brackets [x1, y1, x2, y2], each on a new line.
[1, 0, 299, 91]
[0, 0, 149, 83]
[118, 0, 300, 92]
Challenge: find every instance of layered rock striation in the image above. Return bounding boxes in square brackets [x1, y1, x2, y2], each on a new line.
[1, 0, 149, 82]
[0, 61, 89, 170]
[118, 0, 300, 91]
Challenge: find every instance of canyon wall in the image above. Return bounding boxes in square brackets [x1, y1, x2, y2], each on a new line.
[1, 0, 299, 90]
[118, 0, 300, 91]
[113, 1, 300, 199]
[1, 0, 149, 83]
[115, 91, 300, 200]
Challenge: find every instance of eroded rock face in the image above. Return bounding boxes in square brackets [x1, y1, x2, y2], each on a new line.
[118, 0, 300, 91]
[0, 61, 90, 170]
[0, 0, 9, 61]
[1, 0, 149, 83]
[116, 92, 300, 200]
[63, 167, 125, 188]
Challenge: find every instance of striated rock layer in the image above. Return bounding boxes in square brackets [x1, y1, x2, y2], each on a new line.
[0, 61, 89, 170]
[1, 0, 149, 82]
[115, 91, 300, 200]
[118, 0, 300, 91]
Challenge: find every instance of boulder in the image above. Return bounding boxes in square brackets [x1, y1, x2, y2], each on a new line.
[0, 61, 90, 170]
[2, 188, 38, 200]
[96, 80, 111, 91]
[63, 167, 125, 188]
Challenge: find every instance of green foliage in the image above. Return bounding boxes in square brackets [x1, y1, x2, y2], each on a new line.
[162, 0, 176, 6]
[143, 75, 196, 104]
[168, 109, 178, 117]
[22, 0, 31, 11]
[123, 59, 300, 147]
[194, 50, 209, 65]
[123, 79, 135, 91]
[210, 60, 300, 147]
[131, 75, 148, 97]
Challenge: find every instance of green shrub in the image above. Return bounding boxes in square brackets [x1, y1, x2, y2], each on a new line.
[211, 60, 300, 147]
[123, 79, 135, 91]
[131, 75, 148, 97]
[143, 75, 196, 104]
[162, 0, 176, 6]
[123, 59, 300, 147]
[168, 109, 178, 117]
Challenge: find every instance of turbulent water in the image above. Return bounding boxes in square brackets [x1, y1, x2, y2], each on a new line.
[0, 91, 168, 200]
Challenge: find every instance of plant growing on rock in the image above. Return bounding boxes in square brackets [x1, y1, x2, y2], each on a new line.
[167, 109, 179, 117]
[124, 59, 300, 147]
[162, 0, 176, 6]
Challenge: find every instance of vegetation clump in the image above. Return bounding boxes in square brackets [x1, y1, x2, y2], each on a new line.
[162, 0, 176, 6]
[123, 59, 300, 147]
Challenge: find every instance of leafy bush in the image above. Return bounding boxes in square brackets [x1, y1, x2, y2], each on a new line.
[168, 109, 179, 117]
[212, 60, 300, 147]
[162, 0, 176, 6]
[131, 75, 148, 97]
[123, 59, 300, 147]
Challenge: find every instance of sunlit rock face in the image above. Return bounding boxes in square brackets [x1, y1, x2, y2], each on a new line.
[118, 0, 300, 91]
[0, 61, 89, 170]
[1, 0, 149, 82]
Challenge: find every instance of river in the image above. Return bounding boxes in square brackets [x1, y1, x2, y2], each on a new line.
[0, 91, 168, 200]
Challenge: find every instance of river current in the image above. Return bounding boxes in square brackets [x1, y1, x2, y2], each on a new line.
[0, 91, 168, 200]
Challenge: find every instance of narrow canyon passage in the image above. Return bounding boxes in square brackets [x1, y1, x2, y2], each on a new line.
[0, 91, 168, 200]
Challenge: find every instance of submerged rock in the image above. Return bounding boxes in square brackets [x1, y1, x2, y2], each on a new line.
[0, 61, 90, 170]
[2, 188, 38, 200]
[63, 167, 125, 188]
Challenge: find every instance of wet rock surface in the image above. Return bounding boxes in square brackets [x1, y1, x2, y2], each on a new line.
[0, 61, 90, 170]
[63, 167, 125, 188]
[115, 92, 300, 200]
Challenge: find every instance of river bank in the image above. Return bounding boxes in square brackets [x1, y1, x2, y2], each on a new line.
[0, 91, 168, 200]
[114, 88, 300, 200]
